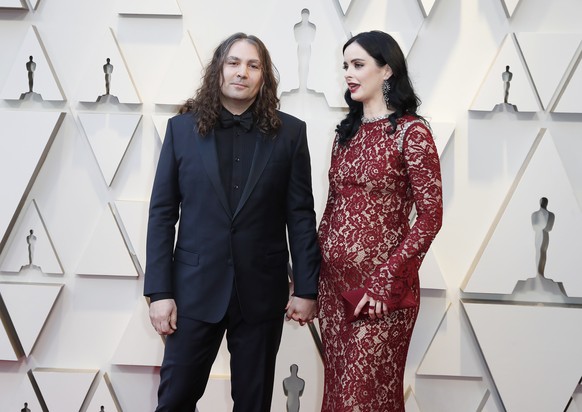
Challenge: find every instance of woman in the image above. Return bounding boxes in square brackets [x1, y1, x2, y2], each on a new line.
[317, 31, 443, 411]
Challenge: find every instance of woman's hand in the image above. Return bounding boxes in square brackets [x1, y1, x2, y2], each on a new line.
[354, 291, 389, 320]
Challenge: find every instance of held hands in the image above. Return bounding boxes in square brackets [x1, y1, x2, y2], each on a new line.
[149, 298, 178, 335]
[285, 296, 317, 326]
[354, 292, 389, 320]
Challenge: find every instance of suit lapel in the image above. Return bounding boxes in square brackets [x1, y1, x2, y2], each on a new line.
[194, 129, 232, 218]
[234, 131, 276, 219]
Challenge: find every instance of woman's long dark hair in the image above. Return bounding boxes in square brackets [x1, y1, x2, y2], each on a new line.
[180, 32, 281, 136]
[336, 31, 422, 145]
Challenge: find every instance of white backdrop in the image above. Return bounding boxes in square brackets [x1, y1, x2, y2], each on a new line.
[1, 0, 582, 411]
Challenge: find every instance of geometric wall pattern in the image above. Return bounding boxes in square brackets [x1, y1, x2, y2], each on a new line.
[0, 199, 63, 274]
[2, 0, 582, 410]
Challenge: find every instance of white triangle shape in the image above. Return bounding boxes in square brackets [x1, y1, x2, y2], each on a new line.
[114, 200, 149, 276]
[500, 0, 522, 17]
[405, 292, 449, 385]
[419, 249, 447, 290]
[259, 1, 348, 106]
[118, 0, 181, 16]
[338, 0, 352, 14]
[76, 28, 141, 103]
[76, 205, 138, 277]
[417, 304, 482, 377]
[0, 319, 17, 361]
[387, 31, 419, 58]
[0, 111, 64, 250]
[465, 131, 582, 296]
[471, 33, 540, 112]
[29, 0, 40, 10]
[155, 31, 203, 105]
[516, 33, 582, 110]
[554, 57, 582, 113]
[152, 114, 172, 143]
[417, 0, 437, 18]
[345, 1, 422, 58]
[567, 385, 582, 412]
[2, 372, 43, 411]
[33, 368, 98, 411]
[0, 0, 27, 8]
[111, 298, 164, 366]
[431, 121, 455, 157]
[85, 373, 122, 412]
[78, 113, 141, 186]
[464, 302, 582, 412]
[404, 387, 421, 412]
[0, 282, 63, 356]
[0, 25, 65, 101]
[0, 199, 63, 274]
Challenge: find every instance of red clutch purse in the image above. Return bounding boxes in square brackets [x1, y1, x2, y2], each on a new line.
[341, 287, 417, 323]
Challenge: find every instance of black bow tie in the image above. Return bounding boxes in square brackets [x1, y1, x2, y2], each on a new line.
[219, 110, 253, 132]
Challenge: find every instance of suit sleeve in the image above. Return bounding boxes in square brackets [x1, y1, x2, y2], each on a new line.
[286, 121, 321, 297]
[144, 118, 181, 297]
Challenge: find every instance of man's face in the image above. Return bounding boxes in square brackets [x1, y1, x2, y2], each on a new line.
[220, 40, 263, 113]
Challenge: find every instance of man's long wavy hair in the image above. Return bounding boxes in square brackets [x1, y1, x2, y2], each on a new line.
[180, 32, 281, 137]
[336, 31, 424, 146]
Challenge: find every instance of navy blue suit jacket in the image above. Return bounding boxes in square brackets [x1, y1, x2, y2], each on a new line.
[144, 111, 320, 323]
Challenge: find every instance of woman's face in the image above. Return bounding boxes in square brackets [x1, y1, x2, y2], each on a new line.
[343, 42, 392, 105]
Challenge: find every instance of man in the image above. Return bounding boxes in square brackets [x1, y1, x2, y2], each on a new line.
[145, 32, 320, 411]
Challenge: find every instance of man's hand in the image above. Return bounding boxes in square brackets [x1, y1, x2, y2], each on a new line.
[149, 299, 178, 335]
[285, 296, 317, 326]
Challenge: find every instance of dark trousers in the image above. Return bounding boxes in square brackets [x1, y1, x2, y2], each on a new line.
[155, 290, 285, 412]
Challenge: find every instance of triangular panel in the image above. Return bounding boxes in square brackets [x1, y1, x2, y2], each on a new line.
[567, 385, 582, 412]
[85, 373, 122, 412]
[263, 1, 348, 106]
[338, 0, 352, 15]
[0, 111, 65, 252]
[345, 0, 423, 58]
[0, 25, 65, 101]
[500, 0, 522, 18]
[0, 282, 63, 357]
[405, 293, 449, 385]
[464, 302, 582, 412]
[152, 114, 172, 144]
[2, 372, 43, 411]
[471, 33, 539, 112]
[431, 121, 455, 157]
[111, 298, 164, 366]
[0, 320, 17, 361]
[118, 0, 182, 16]
[76, 205, 138, 277]
[417, 0, 437, 17]
[78, 113, 141, 186]
[465, 131, 582, 296]
[32, 368, 98, 411]
[114, 200, 149, 275]
[417, 305, 482, 377]
[404, 387, 421, 412]
[0, 199, 63, 274]
[419, 249, 447, 289]
[76, 28, 141, 103]
[0, 0, 27, 9]
[155, 31, 203, 105]
[554, 57, 582, 113]
[516, 33, 581, 110]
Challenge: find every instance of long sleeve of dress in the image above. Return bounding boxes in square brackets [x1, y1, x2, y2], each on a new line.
[365, 122, 443, 302]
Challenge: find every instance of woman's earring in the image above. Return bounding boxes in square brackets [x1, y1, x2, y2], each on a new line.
[382, 79, 391, 106]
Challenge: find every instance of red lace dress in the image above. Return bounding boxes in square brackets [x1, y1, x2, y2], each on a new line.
[317, 115, 442, 412]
